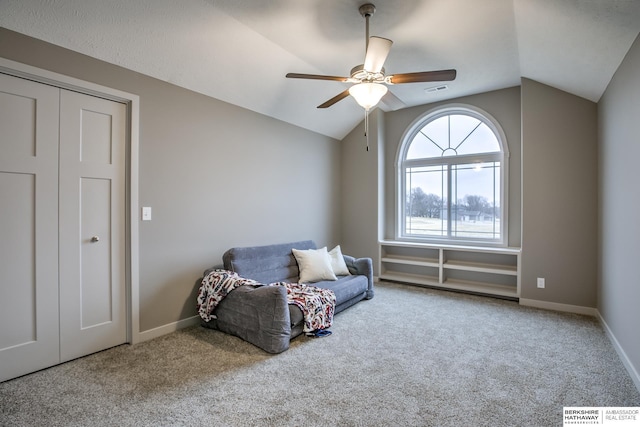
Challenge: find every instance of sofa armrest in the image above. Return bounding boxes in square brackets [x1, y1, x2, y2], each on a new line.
[343, 255, 374, 299]
[206, 283, 292, 354]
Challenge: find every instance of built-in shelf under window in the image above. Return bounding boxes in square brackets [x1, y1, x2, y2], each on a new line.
[378, 240, 521, 299]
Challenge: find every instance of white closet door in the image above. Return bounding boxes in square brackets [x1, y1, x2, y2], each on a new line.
[58, 89, 127, 362]
[0, 73, 60, 382]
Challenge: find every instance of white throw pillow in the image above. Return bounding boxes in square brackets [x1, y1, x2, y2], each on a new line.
[292, 247, 337, 283]
[328, 245, 351, 276]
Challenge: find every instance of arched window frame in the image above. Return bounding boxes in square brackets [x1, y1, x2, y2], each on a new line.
[395, 104, 510, 246]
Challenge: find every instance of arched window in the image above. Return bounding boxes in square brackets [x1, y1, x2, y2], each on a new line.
[397, 105, 509, 244]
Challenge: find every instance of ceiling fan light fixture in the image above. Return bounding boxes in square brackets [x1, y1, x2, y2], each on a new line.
[349, 82, 388, 110]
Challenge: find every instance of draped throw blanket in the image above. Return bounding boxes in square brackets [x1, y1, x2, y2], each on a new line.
[197, 270, 335, 333]
[196, 270, 260, 322]
[272, 281, 336, 334]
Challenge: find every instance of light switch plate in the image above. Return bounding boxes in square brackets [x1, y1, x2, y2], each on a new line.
[142, 206, 152, 221]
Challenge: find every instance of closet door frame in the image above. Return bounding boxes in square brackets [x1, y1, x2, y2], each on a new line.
[0, 58, 142, 345]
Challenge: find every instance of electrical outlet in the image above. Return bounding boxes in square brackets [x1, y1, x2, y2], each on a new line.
[537, 277, 545, 289]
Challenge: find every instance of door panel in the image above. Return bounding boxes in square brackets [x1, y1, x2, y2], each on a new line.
[0, 173, 36, 347]
[0, 73, 60, 382]
[59, 89, 127, 362]
[0, 89, 36, 157]
[80, 109, 113, 163]
[80, 177, 113, 328]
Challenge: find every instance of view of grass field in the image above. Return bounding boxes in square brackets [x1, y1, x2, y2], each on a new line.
[405, 216, 501, 239]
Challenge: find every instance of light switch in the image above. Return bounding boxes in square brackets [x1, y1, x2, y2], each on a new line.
[142, 207, 152, 221]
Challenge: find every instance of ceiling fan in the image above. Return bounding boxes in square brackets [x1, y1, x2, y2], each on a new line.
[286, 3, 457, 111]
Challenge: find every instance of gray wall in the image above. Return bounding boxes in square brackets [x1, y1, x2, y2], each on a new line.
[0, 28, 342, 332]
[520, 78, 598, 306]
[598, 34, 640, 383]
[340, 109, 385, 264]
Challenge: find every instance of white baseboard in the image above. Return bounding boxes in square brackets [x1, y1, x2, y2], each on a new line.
[138, 315, 200, 343]
[597, 310, 640, 394]
[519, 298, 597, 316]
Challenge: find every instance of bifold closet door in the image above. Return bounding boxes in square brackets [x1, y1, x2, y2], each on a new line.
[0, 74, 127, 382]
[0, 73, 61, 382]
[58, 89, 127, 362]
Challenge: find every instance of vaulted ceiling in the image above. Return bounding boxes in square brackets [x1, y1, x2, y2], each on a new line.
[1, 0, 639, 140]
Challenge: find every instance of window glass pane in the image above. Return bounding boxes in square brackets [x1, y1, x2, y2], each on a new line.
[420, 116, 449, 150]
[406, 116, 448, 160]
[456, 122, 501, 156]
[405, 165, 447, 237]
[449, 115, 482, 152]
[450, 162, 500, 240]
[406, 131, 443, 159]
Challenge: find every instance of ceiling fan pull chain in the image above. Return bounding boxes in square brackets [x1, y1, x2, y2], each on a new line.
[365, 108, 370, 152]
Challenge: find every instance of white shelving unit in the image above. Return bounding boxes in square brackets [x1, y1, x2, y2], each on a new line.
[379, 240, 521, 299]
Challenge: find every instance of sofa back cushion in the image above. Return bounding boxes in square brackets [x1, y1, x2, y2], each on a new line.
[223, 240, 316, 284]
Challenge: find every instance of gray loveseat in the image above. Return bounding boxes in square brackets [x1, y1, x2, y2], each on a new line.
[200, 240, 374, 353]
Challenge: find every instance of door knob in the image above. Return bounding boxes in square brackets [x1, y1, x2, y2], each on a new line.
[91, 236, 100, 242]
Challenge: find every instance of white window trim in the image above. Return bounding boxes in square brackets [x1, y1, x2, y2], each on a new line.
[395, 103, 510, 247]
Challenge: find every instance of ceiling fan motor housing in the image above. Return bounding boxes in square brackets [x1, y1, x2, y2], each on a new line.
[359, 3, 376, 18]
[350, 64, 385, 83]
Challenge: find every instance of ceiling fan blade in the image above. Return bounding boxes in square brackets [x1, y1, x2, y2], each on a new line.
[317, 89, 350, 109]
[380, 89, 406, 111]
[364, 37, 393, 73]
[286, 73, 349, 82]
[387, 69, 457, 84]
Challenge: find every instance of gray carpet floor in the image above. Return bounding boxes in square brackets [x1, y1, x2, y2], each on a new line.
[1, 281, 639, 427]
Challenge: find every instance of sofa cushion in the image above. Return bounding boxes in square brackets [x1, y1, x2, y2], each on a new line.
[315, 275, 368, 306]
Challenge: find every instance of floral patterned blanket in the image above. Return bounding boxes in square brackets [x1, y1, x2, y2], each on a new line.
[197, 269, 335, 333]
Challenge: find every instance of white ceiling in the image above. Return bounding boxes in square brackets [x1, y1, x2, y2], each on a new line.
[1, 0, 639, 140]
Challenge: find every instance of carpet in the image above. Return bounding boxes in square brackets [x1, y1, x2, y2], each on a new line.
[1, 281, 638, 426]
